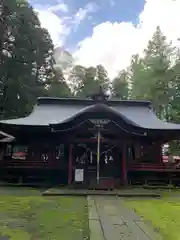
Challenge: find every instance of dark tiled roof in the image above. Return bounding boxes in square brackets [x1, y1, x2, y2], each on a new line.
[1, 97, 180, 130]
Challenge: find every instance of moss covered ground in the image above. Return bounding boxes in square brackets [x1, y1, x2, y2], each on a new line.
[0, 187, 89, 240]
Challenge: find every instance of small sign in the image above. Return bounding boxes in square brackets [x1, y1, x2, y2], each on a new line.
[75, 169, 84, 182]
[89, 119, 111, 128]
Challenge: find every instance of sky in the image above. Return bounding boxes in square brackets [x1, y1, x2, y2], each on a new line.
[29, 0, 180, 78]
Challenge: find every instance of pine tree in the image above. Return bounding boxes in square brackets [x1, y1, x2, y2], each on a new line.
[131, 26, 175, 119]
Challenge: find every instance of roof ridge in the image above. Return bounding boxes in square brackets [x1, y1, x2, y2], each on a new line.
[37, 97, 151, 107]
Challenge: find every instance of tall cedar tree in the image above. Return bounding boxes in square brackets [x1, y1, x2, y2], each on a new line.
[0, 0, 55, 118]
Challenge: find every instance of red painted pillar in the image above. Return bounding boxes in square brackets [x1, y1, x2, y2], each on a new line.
[68, 144, 73, 185]
[122, 141, 127, 185]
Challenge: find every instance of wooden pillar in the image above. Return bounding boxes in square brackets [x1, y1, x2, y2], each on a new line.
[154, 142, 162, 163]
[159, 144, 163, 163]
[68, 144, 73, 185]
[122, 141, 127, 185]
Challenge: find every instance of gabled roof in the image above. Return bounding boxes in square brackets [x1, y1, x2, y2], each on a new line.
[1, 97, 180, 131]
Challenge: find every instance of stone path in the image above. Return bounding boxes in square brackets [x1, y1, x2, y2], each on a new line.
[87, 196, 162, 240]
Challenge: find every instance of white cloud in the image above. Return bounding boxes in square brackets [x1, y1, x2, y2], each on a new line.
[47, 3, 68, 13]
[36, 9, 69, 47]
[34, 0, 68, 13]
[34, 2, 98, 47]
[34, 1, 69, 47]
[74, 0, 180, 78]
[73, 3, 98, 30]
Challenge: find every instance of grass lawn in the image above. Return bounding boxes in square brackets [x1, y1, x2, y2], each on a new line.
[0, 187, 89, 240]
[126, 197, 180, 240]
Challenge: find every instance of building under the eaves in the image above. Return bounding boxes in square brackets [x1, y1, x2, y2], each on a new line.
[1, 91, 180, 188]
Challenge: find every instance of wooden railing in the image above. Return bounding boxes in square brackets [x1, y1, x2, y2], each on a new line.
[128, 162, 180, 171]
[1, 158, 64, 169]
[3, 160, 48, 168]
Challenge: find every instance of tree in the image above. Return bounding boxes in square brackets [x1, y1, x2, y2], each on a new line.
[111, 70, 129, 100]
[69, 65, 110, 97]
[68, 65, 86, 96]
[129, 54, 146, 99]
[96, 65, 110, 92]
[47, 66, 71, 97]
[143, 26, 175, 119]
[131, 26, 175, 119]
[0, 0, 55, 118]
[168, 50, 180, 123]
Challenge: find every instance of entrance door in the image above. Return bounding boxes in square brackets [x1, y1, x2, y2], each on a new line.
[72, 140, 121, 188]
[99, 142, 121, 179]
[89, 141, 121, 189]
[72, 143, 97, 186]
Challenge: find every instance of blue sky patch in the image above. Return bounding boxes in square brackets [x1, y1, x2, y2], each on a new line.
[29, 0, 145, 49]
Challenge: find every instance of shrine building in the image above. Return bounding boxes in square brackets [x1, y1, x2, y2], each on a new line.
[1, 90, 180, 188]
